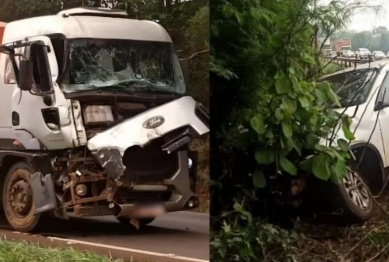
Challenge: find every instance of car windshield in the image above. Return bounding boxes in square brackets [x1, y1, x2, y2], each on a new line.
[63, 39, 185, 95]
[321, 68, 377, 108]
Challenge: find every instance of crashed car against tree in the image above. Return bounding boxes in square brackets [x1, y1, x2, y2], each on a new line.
[303, 61, 389, 223]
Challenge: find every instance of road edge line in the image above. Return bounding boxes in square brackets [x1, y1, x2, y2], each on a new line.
[48, 236, 209, 262]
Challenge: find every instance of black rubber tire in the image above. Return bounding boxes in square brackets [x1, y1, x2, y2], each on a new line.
[2, 162, 41, 232]
[321, 163, 375, 224]
[116, 217, 155, 227]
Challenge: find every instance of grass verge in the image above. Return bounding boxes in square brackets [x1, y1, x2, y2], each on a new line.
[0, 239, 124, 262]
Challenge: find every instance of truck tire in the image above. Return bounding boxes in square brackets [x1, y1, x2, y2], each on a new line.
[116, 217, 155, 227]
[2, 162, 41, 232]
[322, 162, 374, 223]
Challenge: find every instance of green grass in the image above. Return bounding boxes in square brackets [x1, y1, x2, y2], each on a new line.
[321, 62, 342, 75]
[0, 239, 124, 262]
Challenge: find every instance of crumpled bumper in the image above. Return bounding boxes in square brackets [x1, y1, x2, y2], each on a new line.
[86, 96, 209, 181]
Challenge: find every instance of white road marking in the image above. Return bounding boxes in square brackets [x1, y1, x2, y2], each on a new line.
[48, 236, 209, 262]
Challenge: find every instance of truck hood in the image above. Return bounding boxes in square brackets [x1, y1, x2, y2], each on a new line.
[86, 96, 209, 181]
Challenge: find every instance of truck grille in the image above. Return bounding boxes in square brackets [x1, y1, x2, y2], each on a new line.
[122, 138, 179, 183]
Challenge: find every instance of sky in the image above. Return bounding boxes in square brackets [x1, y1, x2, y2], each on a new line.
[319, 0, 389, 32]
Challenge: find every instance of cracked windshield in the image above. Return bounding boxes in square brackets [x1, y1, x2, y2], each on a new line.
[63, 39, 185, 94]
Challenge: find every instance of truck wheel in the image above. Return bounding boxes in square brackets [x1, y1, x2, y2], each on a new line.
[325, 163, 374, 223]
[3, 162, 41, 232]
[116, 217, 155, 227]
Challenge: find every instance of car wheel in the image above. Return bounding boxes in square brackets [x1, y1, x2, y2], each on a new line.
[325, 163, 374, 223]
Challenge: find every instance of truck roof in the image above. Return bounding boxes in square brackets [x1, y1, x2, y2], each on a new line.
[2, 7, 172, 44]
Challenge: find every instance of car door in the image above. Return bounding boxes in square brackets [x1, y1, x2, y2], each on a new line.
[374, 68, 389, 166]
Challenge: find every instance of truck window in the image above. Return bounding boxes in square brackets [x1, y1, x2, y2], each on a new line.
[30, 43, 51, 92]
[51, 38, 65, 79]
[4, 47, 23, 85]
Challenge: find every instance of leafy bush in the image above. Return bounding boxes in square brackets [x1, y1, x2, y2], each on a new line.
[210, 0, 363, 260]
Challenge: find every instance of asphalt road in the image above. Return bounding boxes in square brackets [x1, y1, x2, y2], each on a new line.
[36, 211, 209, 260]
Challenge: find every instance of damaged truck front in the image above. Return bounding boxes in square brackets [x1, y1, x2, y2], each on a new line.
[0, 7, 209, 232]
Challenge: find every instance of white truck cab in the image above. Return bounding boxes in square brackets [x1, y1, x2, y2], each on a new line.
[0, 7, 209, 232]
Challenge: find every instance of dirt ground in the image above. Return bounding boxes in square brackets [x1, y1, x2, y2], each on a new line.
[294, 192, 389, 262]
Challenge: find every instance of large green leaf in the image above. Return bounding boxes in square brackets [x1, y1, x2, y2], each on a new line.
[253, 170, 267, 188]
[314, 88, 328, 103]
[279, 156, 297, 175]
[250, 115, 266, 134]
[337, 138, 349, 152]
[330, 158, 347, 184]
[281, 122, 293, 138]
[282, 96, 297, 114]
[275, 74, 291, 94]
[254, 149, 275, 164]
[275, 108, 284, 121]
[342, 125, 355, 141]
[312, 154, 331, 180]
[298, 96, 310, 108]
[325, 87, 341, 107]
[299, 157, 313, 171]
[305, 133, 320, 146]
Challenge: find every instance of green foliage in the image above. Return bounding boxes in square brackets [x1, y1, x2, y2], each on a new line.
[211, 220, 298, 262]
[0, 239, 123, 262]
[210, 0, 362, 260]
[212, 0, 353, 184]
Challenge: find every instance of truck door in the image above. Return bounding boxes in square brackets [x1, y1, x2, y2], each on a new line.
[4, 36, 73, 150]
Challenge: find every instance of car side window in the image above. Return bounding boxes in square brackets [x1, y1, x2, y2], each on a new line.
[377, 71, 389, 105]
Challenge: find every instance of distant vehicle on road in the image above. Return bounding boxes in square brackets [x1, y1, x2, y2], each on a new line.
[373, 51, 386, 60]
[333, 39, 352, 56]
[356, 48, 371, 59]
[343, 50, 355, 57]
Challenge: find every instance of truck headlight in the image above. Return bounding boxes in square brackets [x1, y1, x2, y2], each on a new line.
[188, 158, 193, 169]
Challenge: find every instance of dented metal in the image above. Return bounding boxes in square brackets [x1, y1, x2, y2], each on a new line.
[87, 96, 209, 180]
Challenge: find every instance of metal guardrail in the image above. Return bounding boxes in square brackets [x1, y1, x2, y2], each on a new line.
[320, 55, 380, 68]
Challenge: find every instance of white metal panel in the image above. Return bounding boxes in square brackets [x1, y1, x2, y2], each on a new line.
[3, 15, 172, 44]
[87, 96, 209, 154]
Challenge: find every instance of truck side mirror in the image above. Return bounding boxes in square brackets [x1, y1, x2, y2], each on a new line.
[0, 45, 14, 55]
[18, 60, 34, 91]
[179, 59, 189, 85]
